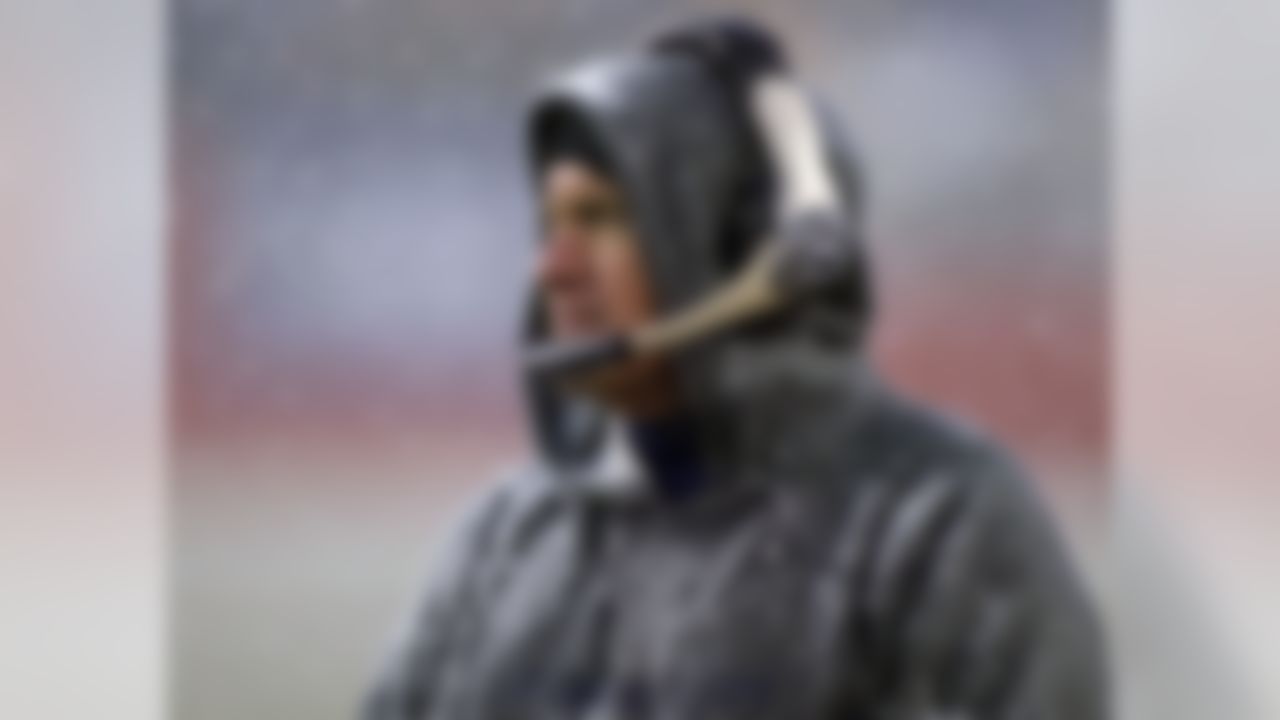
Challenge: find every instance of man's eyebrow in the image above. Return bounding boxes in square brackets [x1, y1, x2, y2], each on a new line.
[558, 193, 611, 219]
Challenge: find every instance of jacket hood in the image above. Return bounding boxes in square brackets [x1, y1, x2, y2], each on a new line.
[522, 47, 877, 487]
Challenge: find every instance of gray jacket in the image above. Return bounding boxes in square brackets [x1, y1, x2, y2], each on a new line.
[365, 42, 1109, 720]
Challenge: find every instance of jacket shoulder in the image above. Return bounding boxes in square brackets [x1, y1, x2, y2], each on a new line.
[856, 390, 1018, 474]
[838, 393, 1109, 717]
[850, 392, 1086, 611]
[423, 461, 569, 594]
[361, 462, 565, 719]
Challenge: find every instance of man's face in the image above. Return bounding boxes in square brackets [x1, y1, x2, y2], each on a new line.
[537, 159, 676, 416]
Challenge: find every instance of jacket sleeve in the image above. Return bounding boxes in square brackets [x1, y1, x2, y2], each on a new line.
[361, 483, 510, 720]
[856, 452, 1110, 720]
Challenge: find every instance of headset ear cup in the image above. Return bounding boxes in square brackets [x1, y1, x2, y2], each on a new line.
[810, 242, 873, 348]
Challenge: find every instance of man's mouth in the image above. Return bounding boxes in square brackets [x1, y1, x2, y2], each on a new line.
[552, 301, 608, 337]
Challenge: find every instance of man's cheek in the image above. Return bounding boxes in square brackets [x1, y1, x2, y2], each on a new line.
[592, 258, 647, 329]
[607, 271, 656, 331]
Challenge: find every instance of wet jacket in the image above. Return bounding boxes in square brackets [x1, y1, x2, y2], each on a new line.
[364, 43, 1109, 720]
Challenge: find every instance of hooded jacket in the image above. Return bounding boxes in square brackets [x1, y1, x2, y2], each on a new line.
[365, 27, 1109, 720]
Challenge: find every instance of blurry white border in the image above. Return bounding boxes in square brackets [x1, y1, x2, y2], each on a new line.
[1114, 0, 1280, 717]
[0, 0, 164, 718]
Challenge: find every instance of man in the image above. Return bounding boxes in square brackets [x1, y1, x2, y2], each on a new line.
[366, 18, 1109, 720]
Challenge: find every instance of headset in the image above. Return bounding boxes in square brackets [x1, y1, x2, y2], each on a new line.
[525, 27, 857, 382]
